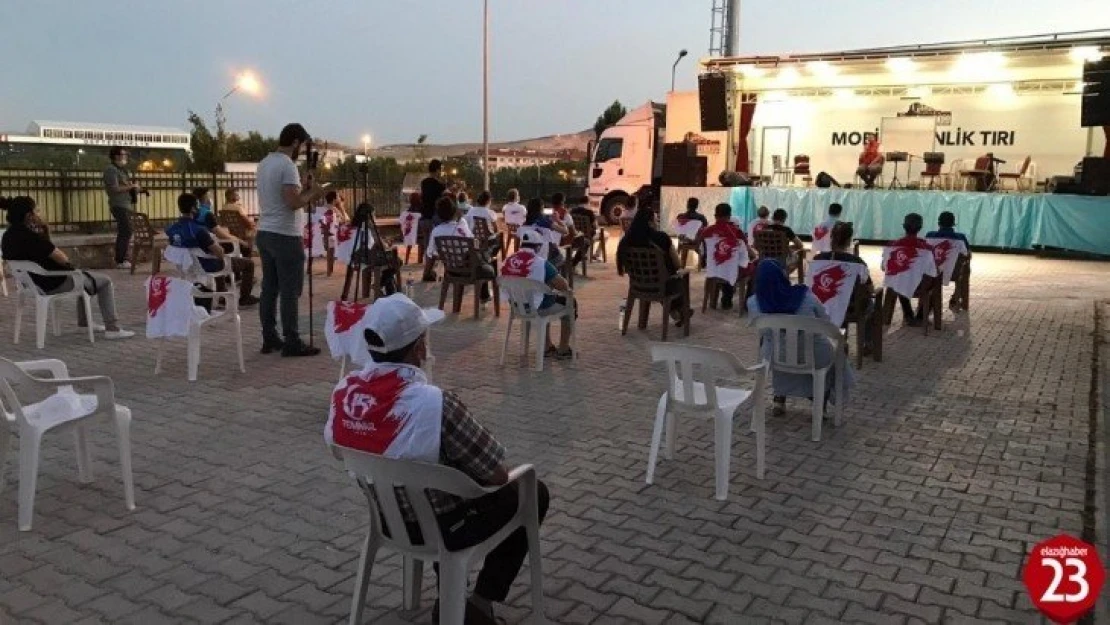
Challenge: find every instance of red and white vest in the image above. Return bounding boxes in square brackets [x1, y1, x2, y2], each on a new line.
[145, 275, 206, 339]
[924, 237, 968, 286]
[882, 240, 938, 299]
[398, 211, 421, 246]
[325, 300, 373, 367]
[806, 260, 869, 327]
[500, 249, 549, 310]
[671, 215, 702, 240]
[704, 226, 749, 283]
[326, 362, 444, 462]
[811, 219, 837, 254]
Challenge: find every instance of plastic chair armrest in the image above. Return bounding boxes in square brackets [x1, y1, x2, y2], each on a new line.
[34, 375, 116, 412]
[15, 359, 70, 379]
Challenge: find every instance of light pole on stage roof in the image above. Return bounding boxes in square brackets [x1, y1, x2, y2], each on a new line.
[671, 49, 688, 92]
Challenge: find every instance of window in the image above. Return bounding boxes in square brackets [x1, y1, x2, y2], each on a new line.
[593, 138, 623, 163]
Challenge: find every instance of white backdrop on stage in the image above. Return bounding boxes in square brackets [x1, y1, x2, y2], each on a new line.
[659, 186, 731, 233]
[747, 92, 1100, 184]
[880, 116, 937, 159]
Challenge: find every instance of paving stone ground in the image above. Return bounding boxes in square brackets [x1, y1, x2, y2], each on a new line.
[0, 234, 1107, 624]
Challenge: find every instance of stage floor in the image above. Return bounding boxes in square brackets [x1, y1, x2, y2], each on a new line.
[660, 185, 1110, 255]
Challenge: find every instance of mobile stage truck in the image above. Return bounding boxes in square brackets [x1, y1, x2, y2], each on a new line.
[652, 31, 1110, 255]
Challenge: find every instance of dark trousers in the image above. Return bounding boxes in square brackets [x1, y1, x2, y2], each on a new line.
[109, 205, 132, 264]
[421, 481, 550, 602]
[256, 231, 305, 343]
[717, 282, 736, 307]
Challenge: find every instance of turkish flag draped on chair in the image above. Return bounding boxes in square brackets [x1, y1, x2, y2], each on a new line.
[326, 300, 373, 367]
[925, 237, 968, 286]
[334, 223, 357, 265]
[882, 244, 938, 299]
[399, 211, 421, 246]
[806, 260, 869, 327]
[145, 276, 207, 339]
[704, 234, 749, 283]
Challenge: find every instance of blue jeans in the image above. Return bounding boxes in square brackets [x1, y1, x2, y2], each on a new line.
[256, 231, 305, 343]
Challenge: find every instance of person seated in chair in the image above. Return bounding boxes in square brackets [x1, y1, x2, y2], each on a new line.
[856, 137, 885, 189]
[694, 203, 746, 310]
[925, 211, 971, 311]
[168, 193, 259, 308]
[746, 259, 855, 416]
[223, 188, 257, 245]
[814, 222, 879, 353]
[0, 196, 134, 339]
[503, 229, 575, 359]
[501, 188, 527, 226]
[550, 193, 588, 268]
[890, 212, 934, 327]
[747, 205, 771, 241]
[325, 294, 550, 625]
[680, 197, 709, 230]
[569, 197, 602, 261]
[523, 197, 568, 268]
[765, 209, 805, 270]
[427, 196, 495, 303]
[616, 207, 691, 326]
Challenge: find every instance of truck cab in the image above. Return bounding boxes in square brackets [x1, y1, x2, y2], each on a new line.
[587, 102, 665, 224]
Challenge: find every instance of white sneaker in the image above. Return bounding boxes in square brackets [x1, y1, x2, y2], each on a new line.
[103, 329, 135, 340]
[116, 262, 132, 270]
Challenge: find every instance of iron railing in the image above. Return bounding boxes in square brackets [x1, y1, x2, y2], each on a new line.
[0, 168, 585, 232]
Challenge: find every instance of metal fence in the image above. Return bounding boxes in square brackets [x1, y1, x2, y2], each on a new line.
[0, 168, 585, 232]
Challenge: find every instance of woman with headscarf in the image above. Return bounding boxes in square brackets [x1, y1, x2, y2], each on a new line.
[747, 259, 854, 415]
[855, 137, 885, 189]
[0, 196, 134, 339]
[616, 207, 690, 325]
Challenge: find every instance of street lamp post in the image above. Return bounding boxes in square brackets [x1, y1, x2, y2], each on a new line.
[214, 71, 262, 164]
[671, 49, 689, 92]
[482, 0, 490, 191]
[361, 134, 372, 159]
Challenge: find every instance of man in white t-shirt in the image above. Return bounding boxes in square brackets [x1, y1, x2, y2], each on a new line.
[465, 190, 502, 256]
[255, 123, 327, 357]
[427, 196, 496, 302]
[501, 188, 526, 226]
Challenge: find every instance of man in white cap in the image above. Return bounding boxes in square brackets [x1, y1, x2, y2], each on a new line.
[501, 229, 575, 359]
[325, 293, 549, 625]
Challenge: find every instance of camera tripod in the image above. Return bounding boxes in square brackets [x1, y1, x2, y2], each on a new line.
[340, 202, 400, 303]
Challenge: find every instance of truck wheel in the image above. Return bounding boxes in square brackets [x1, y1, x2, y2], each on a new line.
[602, 196, 630, 225]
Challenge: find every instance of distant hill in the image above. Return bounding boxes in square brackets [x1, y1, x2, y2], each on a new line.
[368, 129, 593, 161]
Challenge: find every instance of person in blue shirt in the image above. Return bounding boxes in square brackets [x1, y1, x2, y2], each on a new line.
[925, 211, 971, 311]
[925, 211, 971, 252]
[167, 193, 259, 307]
[523, 197, 568, 267]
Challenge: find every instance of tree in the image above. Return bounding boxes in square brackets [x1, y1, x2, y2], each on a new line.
[593, 101, 627, 140]
[186, 111, 222, 172]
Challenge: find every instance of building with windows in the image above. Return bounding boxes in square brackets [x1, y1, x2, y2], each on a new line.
[468, 147, 586, 171]
[0, 120, 191, 169]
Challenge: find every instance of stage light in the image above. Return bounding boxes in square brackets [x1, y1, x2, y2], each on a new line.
[734, 64, 766, 78]
[886, 57, 917, 74]
[1070, 46, 1104, 63]
[987, 83, 1015, 100]
[776, 66, 800, 85]
[807, 61, 838, 78]
[952, 52, 1007, 80]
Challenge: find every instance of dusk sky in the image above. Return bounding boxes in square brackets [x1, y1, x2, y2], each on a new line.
[0, 0, 1103, 146]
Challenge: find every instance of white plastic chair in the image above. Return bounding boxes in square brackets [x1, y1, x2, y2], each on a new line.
[6, 261, 95, 349]
[646, 344, 768, 499]
[0, 357, 134, 531]
[499, 277, 577, 372]
[157, 253, 245, 382]
[1, 257, 8, 297]
[753, 315, 846, 442]
[337, 448, 545, 625]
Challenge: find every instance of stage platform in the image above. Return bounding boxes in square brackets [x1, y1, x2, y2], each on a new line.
[660, 186, 1110, 255]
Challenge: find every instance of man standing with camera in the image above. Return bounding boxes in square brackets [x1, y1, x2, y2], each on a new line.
[256, 123, 327, 357]
[103, 146, 141, 269]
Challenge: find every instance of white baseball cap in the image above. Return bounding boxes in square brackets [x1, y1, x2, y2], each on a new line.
[519, 228, 546, 247]
[364, 294, 446, 353]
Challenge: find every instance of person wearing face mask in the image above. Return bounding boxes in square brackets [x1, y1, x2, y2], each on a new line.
[324, 294, 550, 625]
[103, 146, 143, 269]
[255, 123, 328, 357]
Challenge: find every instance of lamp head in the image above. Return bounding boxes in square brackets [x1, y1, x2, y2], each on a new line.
[679, 49, 688, 58]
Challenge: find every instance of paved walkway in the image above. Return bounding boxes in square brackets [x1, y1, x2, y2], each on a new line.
[0, 239, 1107, 624]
